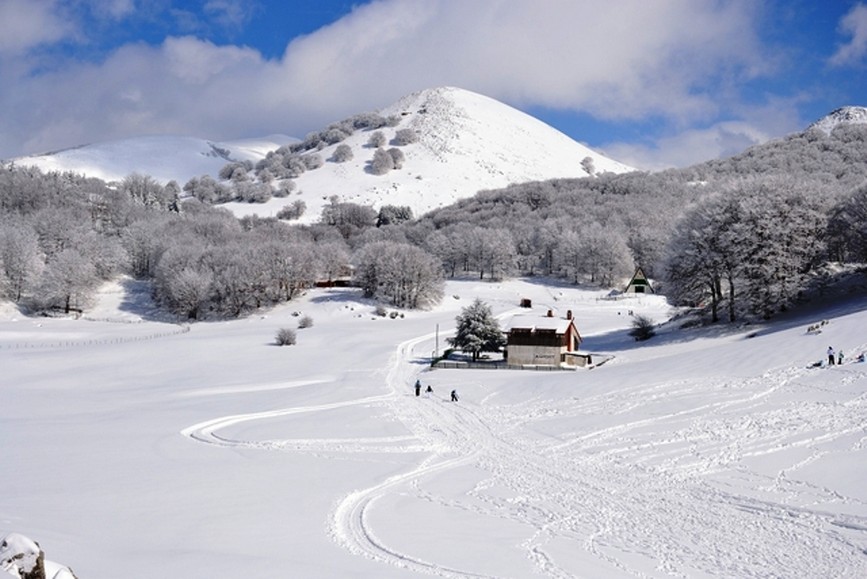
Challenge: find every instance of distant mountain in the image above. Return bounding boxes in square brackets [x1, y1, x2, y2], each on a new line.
[8, 87, 634, 222]
[807, 106, 867, 135]
[223, 87, 634, 222]
[8, 134, 297, 184]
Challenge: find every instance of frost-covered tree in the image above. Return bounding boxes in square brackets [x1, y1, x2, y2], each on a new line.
[331, 143, 353, 163]
[370, 147, 395, 175]
[273, 179, 296, 198]
[302, 154, 323, 170]
[467, 227, 516, 280]
[316, 241, 350, 283]
[321, 198, 377, 239]
[393, 128, 418, 145]
[276, 199, 306, 221]
[35, 248, 100, 313]
[354, 241, 443, 308]
[376, 205, 413, 227]
[0, 221, 43, 302]
[581, 156, 596, 176]
[258, 241, 318, 302]
[367, 131, 387, 148]
[121, 172, 168, 208]
[827, 183, 867, 262]
[664, 195, 740, 323]
[664, 178, 826, 322]
[184, 175, 233, 205]
[561, 222, 633, 286]
[387, 147, 405, 169]
[448, 298, 505, 361]
[164, 267, 213, 319]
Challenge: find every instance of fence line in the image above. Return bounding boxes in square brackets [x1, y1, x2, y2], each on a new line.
[0, 325, 190, 350]
[432, 360, 576, 371]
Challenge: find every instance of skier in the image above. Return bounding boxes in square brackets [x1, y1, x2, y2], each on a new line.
[450, 389, 459, 402]
[415, 380, 421, 397]
[838, 350, 844, 365]
[828, 346, 836, 366]
[425, 385, 433, 397]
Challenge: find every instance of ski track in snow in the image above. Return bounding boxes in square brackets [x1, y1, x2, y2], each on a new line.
[181, 331, 867, 577]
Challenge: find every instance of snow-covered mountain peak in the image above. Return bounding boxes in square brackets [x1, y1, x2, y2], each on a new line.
[807, 106, 867, 135]
[380, 86, 632, 174]
[7, 86, 635, 222]
[225, 86, 634, 222]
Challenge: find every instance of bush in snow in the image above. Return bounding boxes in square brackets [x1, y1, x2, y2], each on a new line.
[629, 314, 656, 341]
[275, 327, 297, 346]
[393, 128, 418, 145]
[298, 315, 314, 329]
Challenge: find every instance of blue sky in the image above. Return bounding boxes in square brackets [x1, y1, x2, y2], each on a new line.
[1, 0, 866, 169]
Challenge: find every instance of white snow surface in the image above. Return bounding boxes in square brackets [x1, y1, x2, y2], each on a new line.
[807, 106, 867, 135]
[7, 134, 297, 185]
[225, 87, 634, 223]
[2, 275, 867, 578]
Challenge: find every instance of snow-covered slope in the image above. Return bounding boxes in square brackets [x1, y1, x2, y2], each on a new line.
[8, 134, 296, 184]
[3, 276, 867, 577]
[222, 86, 635, 221]
[807, 106, 867, 135]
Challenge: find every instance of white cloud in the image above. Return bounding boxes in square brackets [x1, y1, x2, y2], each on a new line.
[830, 3, 867, 66]
[276, 0, 767, 124]
[204, 0, 256, 30]
[0, 0, 771, 164]
[0, 0, 74, 55]
[81, 0, 137, 20]
[603, 122, 772, 171]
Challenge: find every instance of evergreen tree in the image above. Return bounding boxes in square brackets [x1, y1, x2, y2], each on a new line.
[448, 298, 505, 361]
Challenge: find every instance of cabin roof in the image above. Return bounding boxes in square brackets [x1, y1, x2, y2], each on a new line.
[504, 315, 575, 334]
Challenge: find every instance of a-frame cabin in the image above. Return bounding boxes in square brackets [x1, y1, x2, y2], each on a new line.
[624, 267, 654, 294]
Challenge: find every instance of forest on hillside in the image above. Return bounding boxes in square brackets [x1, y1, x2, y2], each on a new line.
[2, 122, 866, 323]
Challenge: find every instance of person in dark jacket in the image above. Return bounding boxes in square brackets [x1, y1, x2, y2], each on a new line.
[415, 380, 421, 396]
[450, 389, 459, 402]
[828, 346, 836, 366]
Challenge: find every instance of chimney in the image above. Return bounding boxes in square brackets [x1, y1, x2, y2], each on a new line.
[546, 309, 553, 317]
[566, 310, 572, 320]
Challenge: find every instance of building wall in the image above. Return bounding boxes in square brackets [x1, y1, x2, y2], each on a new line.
[507, 344, 564, 366]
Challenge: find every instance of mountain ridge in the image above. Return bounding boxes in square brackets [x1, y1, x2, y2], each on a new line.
[8, 86, 634, 222]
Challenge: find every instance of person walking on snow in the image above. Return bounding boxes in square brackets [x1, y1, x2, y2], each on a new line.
[838, 350, 844, 365]
[450, 389, 459, 402]
[415, 380, 421, 396]
[828, 346, 836, 366]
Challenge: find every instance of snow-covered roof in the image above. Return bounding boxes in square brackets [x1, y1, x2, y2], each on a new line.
[504, 314, 575, 334]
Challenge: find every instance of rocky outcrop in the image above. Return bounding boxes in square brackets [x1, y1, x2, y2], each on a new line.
[0, 534, 76, 579]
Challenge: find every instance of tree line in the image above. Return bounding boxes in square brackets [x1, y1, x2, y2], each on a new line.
[3, 120, 867, 323]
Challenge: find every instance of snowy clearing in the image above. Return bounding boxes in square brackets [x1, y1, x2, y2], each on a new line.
[2, 278, 866, 577]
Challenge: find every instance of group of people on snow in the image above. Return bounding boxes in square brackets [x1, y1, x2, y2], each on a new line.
[414, 379, 458, 401]
[824, 346, 865, 367]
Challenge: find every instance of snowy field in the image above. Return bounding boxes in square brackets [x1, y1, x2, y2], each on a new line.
[2, 278, 867, 578]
